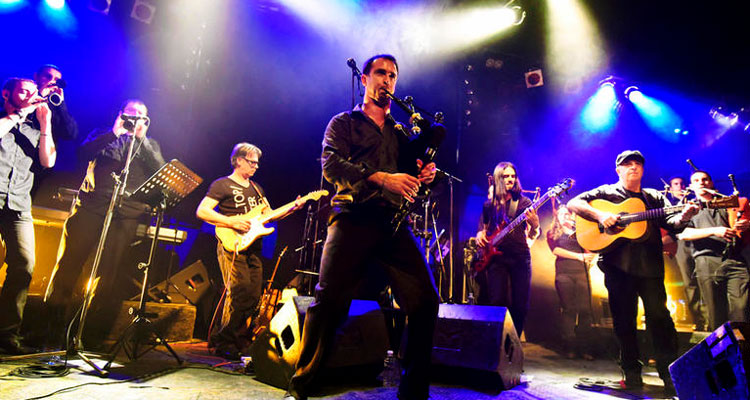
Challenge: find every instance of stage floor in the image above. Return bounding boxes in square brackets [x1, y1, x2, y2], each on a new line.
[0, 340, 678, 400]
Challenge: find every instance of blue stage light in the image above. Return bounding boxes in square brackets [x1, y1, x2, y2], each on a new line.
[628, 91, 683, 142]
[580, 83, 618, 134]
[624, 86, 641, 101]
[44, 0, 64, 10]
[0, 0, 27, 13]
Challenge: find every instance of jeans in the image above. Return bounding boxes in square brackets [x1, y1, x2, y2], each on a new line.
[0, 208, 35, 338]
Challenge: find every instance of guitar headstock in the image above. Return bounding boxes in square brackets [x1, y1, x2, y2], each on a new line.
[707, 194, 739, 209]
[305, 190, 330, 201]
[548, 178, 574, 198]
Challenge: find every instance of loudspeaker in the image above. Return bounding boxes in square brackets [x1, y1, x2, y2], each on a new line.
[108, 301, 197, 342]
[145, 260, 209, 305]
[669, 321, 750, 399]
[431, 304, 523, 390]
[250, 296, 390, 389]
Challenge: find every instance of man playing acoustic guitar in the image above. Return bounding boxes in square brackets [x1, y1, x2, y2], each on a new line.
[196, 142, 303, 360]
[567, 150, 698, 396]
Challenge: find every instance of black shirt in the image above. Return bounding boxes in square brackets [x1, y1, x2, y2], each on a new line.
[573, 182, 683, 277]
[0, 110, 43, 212]
[687, 207, 740, 260]
[77, 128, 165, 216]
[480, 195, 533, 257]
[548, 231, 587, 274]
[321, 104, 424, 211]
[206, 176, 266, 252]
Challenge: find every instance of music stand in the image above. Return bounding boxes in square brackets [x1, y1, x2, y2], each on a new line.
[103, 159, 202, 369]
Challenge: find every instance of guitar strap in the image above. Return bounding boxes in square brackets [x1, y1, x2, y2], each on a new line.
[508, 198, 519, 221]
[248, 180, 270, 209]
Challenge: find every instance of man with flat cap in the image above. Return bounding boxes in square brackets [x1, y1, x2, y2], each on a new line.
[567, 150, 698, 396]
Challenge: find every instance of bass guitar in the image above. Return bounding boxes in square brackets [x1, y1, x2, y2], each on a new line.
[215, 190, 328, 252]
[575, 195, 739, 253]
[472, 178, 573, 272]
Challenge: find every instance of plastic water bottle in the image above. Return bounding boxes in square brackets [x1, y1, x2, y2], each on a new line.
[381, 350, 400, 387]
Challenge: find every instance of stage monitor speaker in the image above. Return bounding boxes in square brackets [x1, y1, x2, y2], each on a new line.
[431, 303, 523, 390]
[108, 301, 196, 342]
[669, 321, 750, 399]
[144, 260, 209, 305]
[250, 296, 390, 389]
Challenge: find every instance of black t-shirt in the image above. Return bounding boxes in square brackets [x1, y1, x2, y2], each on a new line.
[480, 195, 533, 256]
[206, 176, 266, 252]
[548, 231, 587, 274]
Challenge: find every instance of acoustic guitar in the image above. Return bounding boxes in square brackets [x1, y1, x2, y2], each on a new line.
[471, 178, 573, 272]
[215, 190, 328, 252]
[575, 195, 739, 253]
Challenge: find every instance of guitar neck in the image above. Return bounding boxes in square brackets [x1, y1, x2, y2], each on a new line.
[260, 196, 306, 224]
[621, 204, 684, 223]
[491, 193, 551, 246]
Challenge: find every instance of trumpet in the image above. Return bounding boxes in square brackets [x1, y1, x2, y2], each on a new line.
[43, 92, 63, 107]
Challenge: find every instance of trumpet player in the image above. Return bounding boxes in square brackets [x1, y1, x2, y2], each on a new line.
[34, 64, 78, 142]
[0, 77, 56, 355]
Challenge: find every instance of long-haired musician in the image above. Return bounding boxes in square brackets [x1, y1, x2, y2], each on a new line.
[474, 161, 539, 336]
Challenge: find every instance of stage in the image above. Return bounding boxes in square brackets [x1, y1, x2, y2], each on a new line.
[1, 340, 683, 400]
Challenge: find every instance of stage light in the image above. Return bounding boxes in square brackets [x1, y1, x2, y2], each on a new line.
[0, 0, 26, 13]
[88, 0, 110, 15]
[44, 0, 64, 10]
[525, 69, 544, 88]
[624, 86, 641, 101]
[546, 0, 607, 94]
[629, 91, 683, 142]
[580, 83, 618, 133]
[131, 0, 155, 24]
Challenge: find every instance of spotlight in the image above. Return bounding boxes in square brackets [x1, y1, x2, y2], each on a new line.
[44, 0, 64, 10]
[88, 0, 110, 15]
[525, 69, 544, 88]
[624, 86, 641, 101]
[131, 0, 155, 24]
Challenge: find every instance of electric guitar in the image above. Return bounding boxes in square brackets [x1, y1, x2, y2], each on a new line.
[471, 178, 573, 272]
[575, 195, 739, 253]
[215, 190, 328, 252]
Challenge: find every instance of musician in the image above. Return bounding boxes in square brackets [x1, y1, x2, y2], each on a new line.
[475, 161, 539, 336]
[567, 150, 697, 394]
[546, 205, 595, 360]
[677, 170, 750, 330]
[195, 142, 302, 360]
[0, 78, 55, 354]
[663, 175, 707, 330]
[33, 64, 77, 143]
[286, 54, 439, 400]
[30, 64, 78, 198]
[46, 99, 164, 349]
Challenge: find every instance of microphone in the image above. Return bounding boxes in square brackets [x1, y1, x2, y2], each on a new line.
[120, 114, 149, 122]
[120, 114, 150, 132]
[346, 58, 361, 78]
[686, 159, 699, 171]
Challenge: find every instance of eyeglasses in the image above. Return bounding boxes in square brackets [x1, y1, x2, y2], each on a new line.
[244, 158, 260, 167]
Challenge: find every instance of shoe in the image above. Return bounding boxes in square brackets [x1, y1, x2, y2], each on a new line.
[0, 335, 36, 355]
[620, 369, 643, 390]
[283, 389, 307, 400]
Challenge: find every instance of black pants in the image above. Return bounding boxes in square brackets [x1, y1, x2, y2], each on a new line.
[290, 209, 439, 400]
[695, 255, 749, 330]
[674, 240, 707, 328]
[603, 267, 678, 375]
[477, 252, 531, 335]
[210, 245, 262, 352]
[0, 208, 35, 340]
[555, 269, 594, 353]
[46, 204, 141, 336]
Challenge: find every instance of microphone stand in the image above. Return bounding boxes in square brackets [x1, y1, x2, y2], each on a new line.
[436, 168, 463, 303]
[70, 131, 138, 376]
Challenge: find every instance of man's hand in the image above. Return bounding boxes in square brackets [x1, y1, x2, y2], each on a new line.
[383, 173, 421, 203]
[597, 212, 620, 229]
[679, 203, 700, 223]
[714, 226, 740, 241]
[228, 215, 252, 233]
[36, 102, 51, 125]
[112, 113, 131, 137]
[525, 208, 539, 230]
[416, 160, 437, 184]
[292, 195, 304, 211]
[476, 230, 488, 247]
[735, 219, 750, 232]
